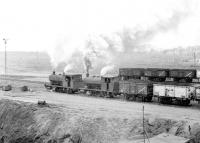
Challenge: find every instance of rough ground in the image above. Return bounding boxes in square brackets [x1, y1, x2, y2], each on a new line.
[0, 76, 200, 142]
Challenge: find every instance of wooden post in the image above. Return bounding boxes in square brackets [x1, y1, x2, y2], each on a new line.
[143, 106, 145, 143]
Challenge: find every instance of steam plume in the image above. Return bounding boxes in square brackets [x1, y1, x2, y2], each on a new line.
[64, 64, 73, 73]
[48, 3, 194, 75]
[100, 65, 118, 76]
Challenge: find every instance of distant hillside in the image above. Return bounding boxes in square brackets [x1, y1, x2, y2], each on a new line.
[0, 51, 52, 76]
[0, 48, 199, 76]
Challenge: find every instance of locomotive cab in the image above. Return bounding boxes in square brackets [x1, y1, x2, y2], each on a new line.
[63, 74, 83, 89]
[64, 76, 71, 87]
[102, 77, 111, 90]
[101, 75, 119, 96]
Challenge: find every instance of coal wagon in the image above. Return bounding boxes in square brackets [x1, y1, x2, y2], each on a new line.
[153, 83, 195, 105]
[144, 68, 169, 82]
[119, 79, 153, 101]
[169, 69, 196, 82]
[119, 68, 145, 80]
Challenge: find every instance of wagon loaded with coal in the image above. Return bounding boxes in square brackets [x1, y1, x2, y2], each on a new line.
[45, 68, 200, 105]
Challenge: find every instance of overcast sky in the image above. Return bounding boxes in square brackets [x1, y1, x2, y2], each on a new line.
[0, 0, 199, 52]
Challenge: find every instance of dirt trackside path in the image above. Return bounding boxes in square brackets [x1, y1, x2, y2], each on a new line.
[0, 90, 200, 123]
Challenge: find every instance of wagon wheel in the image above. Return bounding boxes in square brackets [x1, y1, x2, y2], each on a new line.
[159, 97, 165, 104]
[70, 89, 74, 94]
[101, 92, 106, 97]
[160, 97, 172, 104]
[128, 95, 135, 101]
[91, 91, 95, 96]
[124, 94, 130, 100]
[64, 88, 68, 93]
[45, 84, 53, 90]
[104, 92, 108, 98]
[181, 99, 190, 106]
[142, 96, 145, 102]
[145, 96, 152, 102]
[67, 89, 72, 94]
[132, 95, 137, 101]
[109, 93, 114, 98]
[99, 91, 104, 97]
[55, 87, 59, 92]
[103, 91, 107, 97]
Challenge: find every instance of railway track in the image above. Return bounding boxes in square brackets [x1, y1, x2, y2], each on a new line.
[0, 77, 46, 84]
[0, 75, 200, 107]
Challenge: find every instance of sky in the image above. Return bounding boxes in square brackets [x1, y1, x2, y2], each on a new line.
[0, 0, 199, 52]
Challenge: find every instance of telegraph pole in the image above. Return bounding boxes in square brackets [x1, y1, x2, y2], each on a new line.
[3, 39, 8, 78]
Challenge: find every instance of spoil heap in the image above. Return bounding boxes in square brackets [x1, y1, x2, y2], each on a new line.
[0, 99, 199, 143]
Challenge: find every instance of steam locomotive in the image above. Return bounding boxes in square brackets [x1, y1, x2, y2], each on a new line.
[44, 68, 200, 105]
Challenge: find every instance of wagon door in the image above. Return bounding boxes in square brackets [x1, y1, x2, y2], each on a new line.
[165, 85, 175, 97]
[137, 84, 147, 95]
[64, 76, 71, 87]
[130, 82, 137, 94]
[174, 86, 187, 98]
[119, 81, 130, 94]
[153, 84, 165, 97]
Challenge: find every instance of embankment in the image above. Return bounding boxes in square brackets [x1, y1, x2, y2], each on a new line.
[0, 99, 200, 143]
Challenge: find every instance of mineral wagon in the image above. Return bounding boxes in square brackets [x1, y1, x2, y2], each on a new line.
[169, 69, 196, 82]
[144, 68, 169, 82]
[153, 83, 195, 105]
[119, 79, 153, 101]
[119, 68, 145, 80]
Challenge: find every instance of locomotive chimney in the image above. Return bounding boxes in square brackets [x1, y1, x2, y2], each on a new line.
[52, 70, 56, 75]
[86, 66, 89, 77]
[84, 56, 91, 77]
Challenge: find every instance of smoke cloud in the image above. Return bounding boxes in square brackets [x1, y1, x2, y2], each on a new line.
[64, 64, 73, 73]
[47, 0, 197, 75]
[100, 65, 118, 76]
